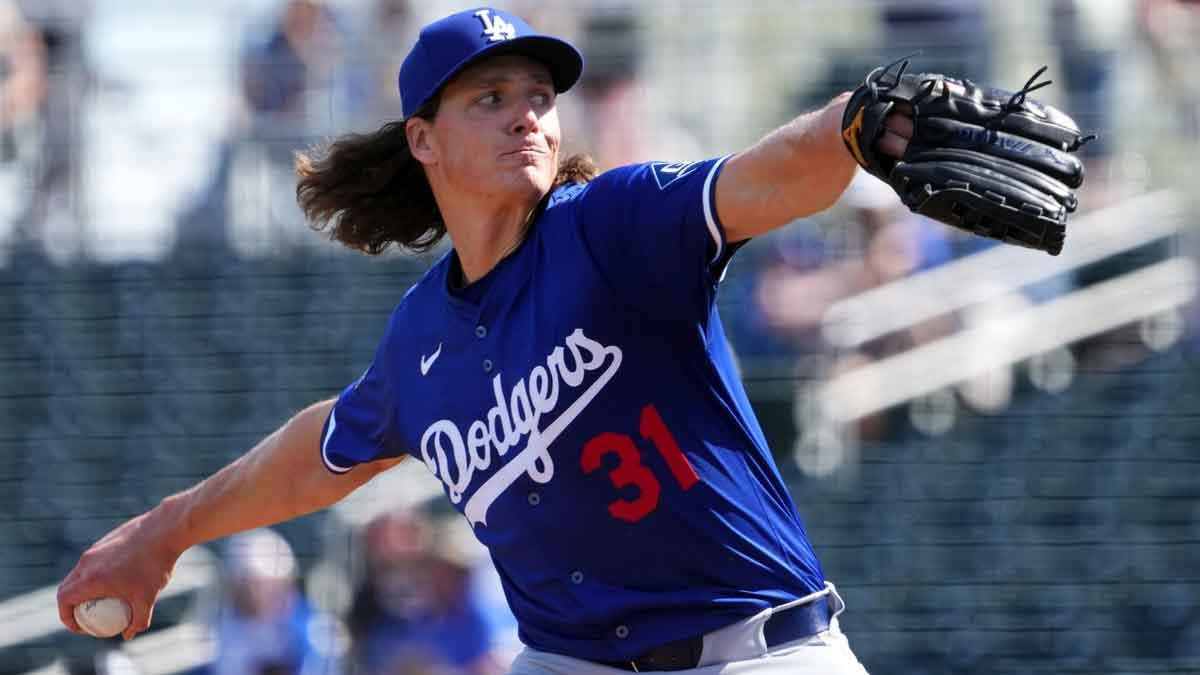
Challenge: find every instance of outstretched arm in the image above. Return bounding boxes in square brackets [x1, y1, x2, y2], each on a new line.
[57, 399, 404, 640]
[717, 93, 911, 243]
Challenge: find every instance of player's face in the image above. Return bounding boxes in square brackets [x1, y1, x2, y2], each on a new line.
[418, 55, 561, 205]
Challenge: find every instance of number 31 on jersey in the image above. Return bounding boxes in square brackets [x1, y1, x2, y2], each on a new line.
[580, 404, 699, 522]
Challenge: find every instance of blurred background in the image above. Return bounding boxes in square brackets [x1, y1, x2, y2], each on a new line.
[0, 0, 1197, 673]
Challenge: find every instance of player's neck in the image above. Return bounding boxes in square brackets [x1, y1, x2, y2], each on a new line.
[439, 194, 540, 285]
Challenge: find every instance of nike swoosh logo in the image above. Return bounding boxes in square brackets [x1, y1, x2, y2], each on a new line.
[420, 343, 443, 376]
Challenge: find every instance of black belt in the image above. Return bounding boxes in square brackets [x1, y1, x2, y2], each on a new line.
[596, 595, 832, 672]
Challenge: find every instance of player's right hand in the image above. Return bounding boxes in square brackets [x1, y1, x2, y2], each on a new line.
[56, 510, 181, 641]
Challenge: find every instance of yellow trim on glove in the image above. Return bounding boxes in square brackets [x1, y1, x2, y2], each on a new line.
[842, 107, 868, 167]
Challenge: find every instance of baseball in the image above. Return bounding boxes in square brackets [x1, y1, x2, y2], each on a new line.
[73, 597, 131, 638]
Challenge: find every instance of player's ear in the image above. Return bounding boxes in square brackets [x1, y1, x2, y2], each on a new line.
[406, 118, 436, 165]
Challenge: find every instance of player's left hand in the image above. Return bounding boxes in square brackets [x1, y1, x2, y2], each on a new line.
[875, 103, 913, 159]
[840, 58, 1093, 255]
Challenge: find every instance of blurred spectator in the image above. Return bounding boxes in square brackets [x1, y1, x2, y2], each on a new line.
[179, 0, 358, 256]
[1055, 0, 1167, 371]
[877, 0, 991, 80]
[12, 0, 88, 248]
[358, 0, 415, 125]
[1050, 0, 1120, 161]
[566, 5, 699, 168]
[211, 528, 345, 675]
[240, 0, 356, 131]
[1139, 0, 1200, 364]
[1049, 0, 1127, 215]
[803, 0, 992, 109]
[1139, 0, 1200, 141]
[349, 511, 506, 675]
[755, 170, 962, 340]
[0, 0, 43, 157]
[0, 0, 45, 248]
[754, 171, 962, 441]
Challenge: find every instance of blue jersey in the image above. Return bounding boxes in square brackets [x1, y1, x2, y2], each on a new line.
[319, 156, 825, 661]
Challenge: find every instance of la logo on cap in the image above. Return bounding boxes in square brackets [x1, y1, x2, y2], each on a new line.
[475, 9, 517, 42]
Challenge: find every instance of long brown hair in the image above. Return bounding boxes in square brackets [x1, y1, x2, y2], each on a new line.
[294, 99, 597, 255]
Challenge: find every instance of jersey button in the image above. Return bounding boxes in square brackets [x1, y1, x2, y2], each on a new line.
[527, 492, 541, 506]
[615, 625, 630, 639]
[570, 571, 584, 585]
[482, 359, 494, 373]
[475, 325, 487, 338]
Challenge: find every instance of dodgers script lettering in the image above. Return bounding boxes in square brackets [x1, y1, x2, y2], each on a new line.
[419, 329, 623, 526]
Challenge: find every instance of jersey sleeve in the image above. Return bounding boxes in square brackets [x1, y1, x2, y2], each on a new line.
[319, 323, 405, 474]
[575, 156, 735, 321]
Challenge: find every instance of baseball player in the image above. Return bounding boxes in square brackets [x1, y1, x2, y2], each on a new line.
[58, 7, 1086, 673]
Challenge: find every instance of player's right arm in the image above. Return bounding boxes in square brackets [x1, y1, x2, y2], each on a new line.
[56, 398, 403, 640]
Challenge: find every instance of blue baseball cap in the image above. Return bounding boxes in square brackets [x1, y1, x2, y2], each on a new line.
[399, 7, 584, 119]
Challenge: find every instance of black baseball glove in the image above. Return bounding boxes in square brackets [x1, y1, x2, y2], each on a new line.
[841, 58, 1094, 255]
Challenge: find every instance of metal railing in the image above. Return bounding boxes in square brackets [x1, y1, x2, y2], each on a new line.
[817, 189, 1194, 425]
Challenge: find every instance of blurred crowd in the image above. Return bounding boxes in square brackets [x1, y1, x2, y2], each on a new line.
[3, 0, 1200, 672]
[0, 0, 1193, 258]
[724, 0, 1200, 474]
[344, 510, 513, 675]
[0, 0, 701, 264]
[190, 510, 515, 675]
[61, 507, 516, 675]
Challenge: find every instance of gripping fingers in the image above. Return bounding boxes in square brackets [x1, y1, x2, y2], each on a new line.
[884, 111, 914, 138]
[56, 585, 83, 634]
[56, 572, 93, 635]
[878, 130, 909, 159]
[877, 110, 914, 159]
[124, 600, 153, 641]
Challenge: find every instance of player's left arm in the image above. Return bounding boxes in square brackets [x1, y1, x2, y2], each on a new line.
[716, 93, 910, 243]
